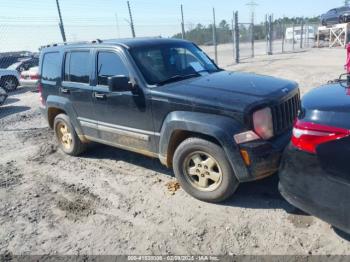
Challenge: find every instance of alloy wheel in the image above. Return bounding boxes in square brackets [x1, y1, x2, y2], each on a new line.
[56, 122, 73, 150]
[182, 151, 223, 192]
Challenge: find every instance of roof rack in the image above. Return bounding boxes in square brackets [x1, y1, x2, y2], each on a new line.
[41, 39, 103, 49]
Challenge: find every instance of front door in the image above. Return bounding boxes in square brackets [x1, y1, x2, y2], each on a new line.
[91, 49, 156, 156]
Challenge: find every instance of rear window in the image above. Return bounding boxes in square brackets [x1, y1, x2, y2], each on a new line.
[64, 51, 90, 84]
[41, 52, 61, 82]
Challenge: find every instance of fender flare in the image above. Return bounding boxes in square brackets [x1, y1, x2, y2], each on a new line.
[45, 95, 84, 138]
[158, 111, 250, 181]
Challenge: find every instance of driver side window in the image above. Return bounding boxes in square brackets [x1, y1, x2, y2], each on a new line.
[97, 52, 129, 86]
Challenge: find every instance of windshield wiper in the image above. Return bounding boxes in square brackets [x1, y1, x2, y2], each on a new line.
[156, 73, 200, 86]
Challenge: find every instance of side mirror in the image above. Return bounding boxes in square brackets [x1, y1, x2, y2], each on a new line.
[108, 75, 132, 92]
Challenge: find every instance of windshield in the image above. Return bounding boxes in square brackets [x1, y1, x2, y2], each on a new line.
[129, 42, 219, 85]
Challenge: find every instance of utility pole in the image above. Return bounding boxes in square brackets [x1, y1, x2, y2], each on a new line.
[212, 7, 218, 64]
[181, 4, 185, 39]
[127, 1, 136, 38]
[246, 0, 257, 58]
[55, 0, 66, 42]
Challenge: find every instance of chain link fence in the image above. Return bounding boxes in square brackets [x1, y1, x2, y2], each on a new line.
[0, 8, 321, 69]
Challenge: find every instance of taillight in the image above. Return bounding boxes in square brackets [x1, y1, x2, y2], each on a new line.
[20, 73, 25, 79]
[292, 120, 350, 154]
[30, 73, 39, 80]
[38, 83, 44, 105]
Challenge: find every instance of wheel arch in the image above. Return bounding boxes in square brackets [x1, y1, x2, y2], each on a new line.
[0, 75, 19, 87]
[158, 111, 250, 181]
[45, 96, 85, 140]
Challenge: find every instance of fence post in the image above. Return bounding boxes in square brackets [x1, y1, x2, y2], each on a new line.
[265, 15, 268, 54]
[292, 23, 295, 51]
[300, 19, 304, 49]
[282, 22, 285, 53]
[251, 22, 255, 57]
[306, 21, 309, 47]
[267, 14, 273, 55]
[235, 11, 240, 63]
[231, 11, 235, 62]
[212, 7, 218, 64]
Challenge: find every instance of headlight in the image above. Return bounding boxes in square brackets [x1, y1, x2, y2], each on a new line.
[253, 107, 274, 140]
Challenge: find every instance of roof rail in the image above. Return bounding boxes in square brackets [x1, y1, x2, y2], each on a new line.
[41, 39, 103, 49]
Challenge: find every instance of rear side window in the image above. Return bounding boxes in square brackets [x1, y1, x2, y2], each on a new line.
[97, 52, 129, 86]
[41, 52, 60, 82]
[64, 51, 90, 84]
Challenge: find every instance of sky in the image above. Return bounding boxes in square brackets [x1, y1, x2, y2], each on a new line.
[0, 0, 345, 52]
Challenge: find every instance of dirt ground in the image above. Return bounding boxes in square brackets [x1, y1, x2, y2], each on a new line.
[1, 47, 350, 256]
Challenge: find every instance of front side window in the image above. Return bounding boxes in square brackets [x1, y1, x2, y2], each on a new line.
[97, 52, 129, 86]
[41, 52, 60, 82]
[64, 51, 90, 84]
[129, 43, 219, 85]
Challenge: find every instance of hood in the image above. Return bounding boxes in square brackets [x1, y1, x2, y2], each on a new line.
[151, 71, 298, 114]
[0, 69, 19, 76]
[302, 83, 350, 129]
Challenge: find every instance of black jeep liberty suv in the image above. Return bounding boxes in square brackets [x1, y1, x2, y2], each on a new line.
[39, 38, 300, 202]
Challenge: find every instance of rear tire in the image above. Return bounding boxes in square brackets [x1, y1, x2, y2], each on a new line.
[173, 137, 239, 203]
[1, 76, 18, 92]
[54, 114, 86, 156]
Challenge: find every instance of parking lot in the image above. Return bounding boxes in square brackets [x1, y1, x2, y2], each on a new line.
[1, 47, 350, 256]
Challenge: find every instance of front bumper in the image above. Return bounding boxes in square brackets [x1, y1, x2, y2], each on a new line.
[238, 131, 291, 182]
[279, 144, 350, 234]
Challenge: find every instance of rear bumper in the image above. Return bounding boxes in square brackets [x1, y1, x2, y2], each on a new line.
[279, 144, 350, 234]
[20, 79, 38, 88]
[238, 131, 291, 182]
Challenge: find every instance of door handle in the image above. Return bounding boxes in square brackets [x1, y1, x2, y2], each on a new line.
[60, 88, 70, 94]
[94, 92, 107, 100]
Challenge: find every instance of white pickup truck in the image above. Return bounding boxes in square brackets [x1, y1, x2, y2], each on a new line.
[0, 69, 20, 91]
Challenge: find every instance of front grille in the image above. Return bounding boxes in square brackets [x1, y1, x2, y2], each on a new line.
[271, 93, 301, 136]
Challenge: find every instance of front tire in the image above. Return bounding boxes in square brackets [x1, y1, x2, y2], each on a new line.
[173, 137, 239, 203]
[54, 114, 86, 156]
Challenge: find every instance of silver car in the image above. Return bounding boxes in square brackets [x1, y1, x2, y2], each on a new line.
[19, 66, 39, 88]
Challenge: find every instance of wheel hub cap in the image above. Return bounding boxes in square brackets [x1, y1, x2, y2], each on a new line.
[4, 79, 15, 90]
[183, 151, 223, 192]
[57, 123, 72, 150]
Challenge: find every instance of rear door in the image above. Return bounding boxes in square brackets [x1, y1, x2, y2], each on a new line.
[62, 50, 98, 138]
